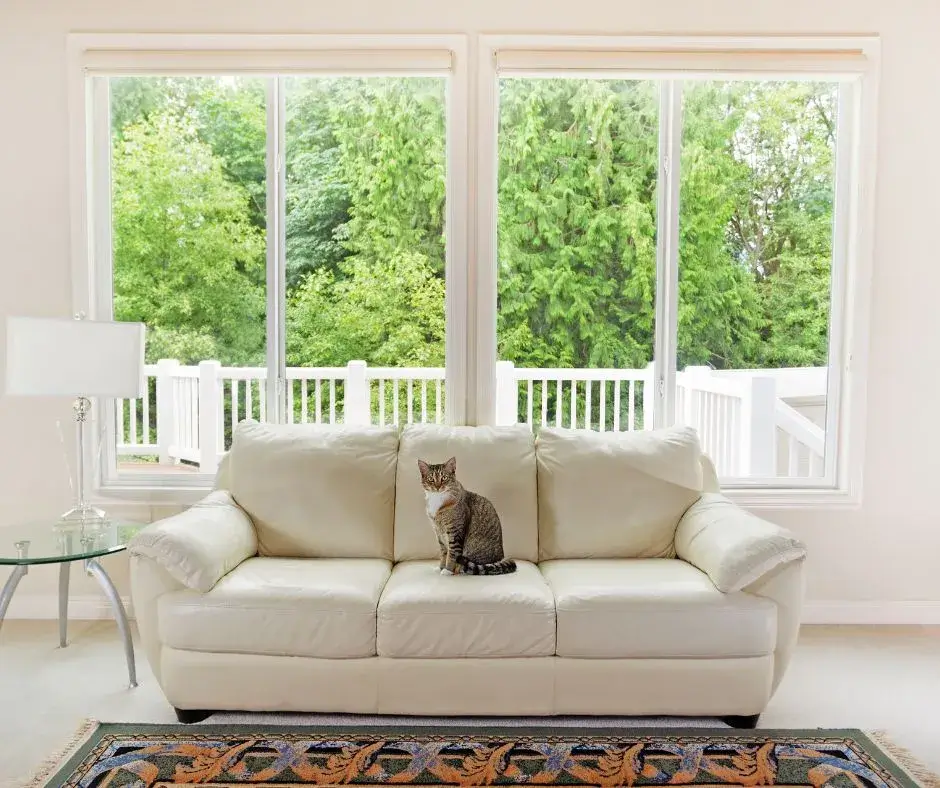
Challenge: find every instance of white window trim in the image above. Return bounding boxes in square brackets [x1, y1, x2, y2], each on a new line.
[67, 33, 469, 502]
[66, 32, 879, 510]
[476, 34, 880, 508]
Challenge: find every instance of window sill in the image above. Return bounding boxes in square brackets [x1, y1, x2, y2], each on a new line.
[724, 485, 860, 510]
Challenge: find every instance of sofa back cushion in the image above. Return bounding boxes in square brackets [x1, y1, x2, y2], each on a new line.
[394, 424, 538, 562]
[536, 426, 703, 560]
[228, 422, 399, 559]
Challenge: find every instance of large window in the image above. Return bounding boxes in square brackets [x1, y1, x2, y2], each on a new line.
[496, 78, 658, 432]
[482, 38, 875, 498]
[108, 76, 268, 475]
[676, 81, 838, 481]
[71, 35, 876, 502]
[284, 77, 448, 428]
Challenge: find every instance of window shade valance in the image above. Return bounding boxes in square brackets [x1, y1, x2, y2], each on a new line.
[81, 48, 455, 75]
[494, 47, 870, 80]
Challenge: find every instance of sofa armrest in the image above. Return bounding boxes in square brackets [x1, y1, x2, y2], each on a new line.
[128, 490, 257, 593]
[675, 493, 806, 593]
[676, 493, 806, 694]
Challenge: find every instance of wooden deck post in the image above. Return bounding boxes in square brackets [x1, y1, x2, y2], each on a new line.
[156, 359, 180, 466]
[740, 375, 777, 477]
[495, 361, 517, 425]
[344, 361, 370, 425]
[198, 360, 221, 474]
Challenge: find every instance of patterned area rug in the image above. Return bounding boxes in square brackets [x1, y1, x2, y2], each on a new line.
[30, 723, 938, 787]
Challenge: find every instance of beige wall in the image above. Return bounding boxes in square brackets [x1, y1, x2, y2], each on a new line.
[1, 0, 939, 618]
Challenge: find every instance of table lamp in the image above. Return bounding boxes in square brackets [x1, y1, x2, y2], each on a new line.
[4, 316, 146, 522]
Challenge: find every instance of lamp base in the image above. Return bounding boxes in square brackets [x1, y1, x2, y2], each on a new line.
[60, 503, 107, 524]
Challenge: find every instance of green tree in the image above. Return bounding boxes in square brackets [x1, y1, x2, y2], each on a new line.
[284, 78, 446, 367]
[112, 113, 266, 365]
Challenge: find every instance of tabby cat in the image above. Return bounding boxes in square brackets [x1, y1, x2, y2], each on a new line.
[418, 457, 517, 575]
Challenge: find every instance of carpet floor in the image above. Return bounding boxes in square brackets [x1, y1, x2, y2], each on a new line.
[30, 723, 939, 787]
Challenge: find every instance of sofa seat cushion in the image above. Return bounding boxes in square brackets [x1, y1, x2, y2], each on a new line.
[377, 560, 555, 658]
[540, 559, 776, 659]
[159, 557, 392, 659]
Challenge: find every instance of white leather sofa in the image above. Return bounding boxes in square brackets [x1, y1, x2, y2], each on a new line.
[129, 422, 806, 726]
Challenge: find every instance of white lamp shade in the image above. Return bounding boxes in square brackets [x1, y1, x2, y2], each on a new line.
[5, 317, 146, 398]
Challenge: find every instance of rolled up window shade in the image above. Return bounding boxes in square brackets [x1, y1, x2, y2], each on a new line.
[82, 48, 454, 76]
[495, 46, 870, 80]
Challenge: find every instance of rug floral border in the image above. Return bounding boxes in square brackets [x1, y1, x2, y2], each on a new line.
[43, 723, 925, 787]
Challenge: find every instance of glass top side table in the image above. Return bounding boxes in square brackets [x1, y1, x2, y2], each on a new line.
[0, 520, 143, 687]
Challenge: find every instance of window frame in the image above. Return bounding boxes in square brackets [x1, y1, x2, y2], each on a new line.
[476, 34, 880, 507]
[67, 33, 469, 502]
[66, 32, 879, 509]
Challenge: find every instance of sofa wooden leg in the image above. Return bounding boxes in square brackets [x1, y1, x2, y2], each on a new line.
[721, 713, 761, 729]
[174, 708, 212, 724]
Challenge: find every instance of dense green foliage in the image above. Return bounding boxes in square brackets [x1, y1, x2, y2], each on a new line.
[110, 76, 835, 371]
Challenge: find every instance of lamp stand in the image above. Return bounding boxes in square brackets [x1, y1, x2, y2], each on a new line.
[61, 396, 106, 523]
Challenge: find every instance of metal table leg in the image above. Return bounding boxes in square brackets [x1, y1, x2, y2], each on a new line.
[58, 562, 69, 647]
[0, 565, 29, 639]
[85, 558, 137, 688]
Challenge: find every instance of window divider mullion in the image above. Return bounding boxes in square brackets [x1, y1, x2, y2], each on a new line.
[653, 79, 682, 429]
[265, 76, 286, 424]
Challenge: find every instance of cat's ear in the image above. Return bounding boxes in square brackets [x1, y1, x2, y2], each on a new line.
[417, 459, 430, 478]
[443, 456, 457, 475]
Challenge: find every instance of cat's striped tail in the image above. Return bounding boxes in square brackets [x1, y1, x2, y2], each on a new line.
[458, 557, 517, 575]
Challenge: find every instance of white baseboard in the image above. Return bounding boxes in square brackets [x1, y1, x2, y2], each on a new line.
[802, 600, 940, 625]
[3, 593, 135, 621]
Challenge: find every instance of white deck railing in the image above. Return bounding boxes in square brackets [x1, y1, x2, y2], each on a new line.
[116, 359, 826, 479]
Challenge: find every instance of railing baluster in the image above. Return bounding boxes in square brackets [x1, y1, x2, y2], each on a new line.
[231, 379, 239, 432]
[246, 379, 254, 423]
[629, 380, 636, 431]
[393, 380, 400, 426]
[711, 395, 720, 457]
[259, 377, 267, 423]
[526, 379, 533, 427]
[586, 380, 592, 430]
[407, 379, 414, 424]
[177, 380, 185, 450]
[315, 379, 322, 424]
[116, 399, 124, 448]
[555, 379, 562, 427]
[436, 379, 442, 423]
[287, 377, 294, 423]
[142, 384, 150, 445]
[218, 378, 225, 453]
[570, 380, 577, 428]
[379, 379, 386, 426]
[614, 380, 621, 431]
[190, 379, 198, 450]
[421, 380, 428, 423]
[809, 450, 822, 478]
[330, 379, 336, 424]
[127, 399, 137, 446]
[541, 380, 548, 429]
[730, 399, 739, 477]
[598, 380, 605, 432]
[788, 435, 800, 477]
[301, 379, 308, 424]
[722, 397, 731, 476]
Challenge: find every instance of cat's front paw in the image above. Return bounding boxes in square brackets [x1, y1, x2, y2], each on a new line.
[440, 568, 454, 576]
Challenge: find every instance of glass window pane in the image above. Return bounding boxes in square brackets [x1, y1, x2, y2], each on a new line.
[677, 80, 837, 480]
[283, 77, 447, 427]
[497, 78, 659, 432]
[109, 76, 267, 474]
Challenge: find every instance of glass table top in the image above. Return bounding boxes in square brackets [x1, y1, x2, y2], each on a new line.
[0, 520, 144, 565]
